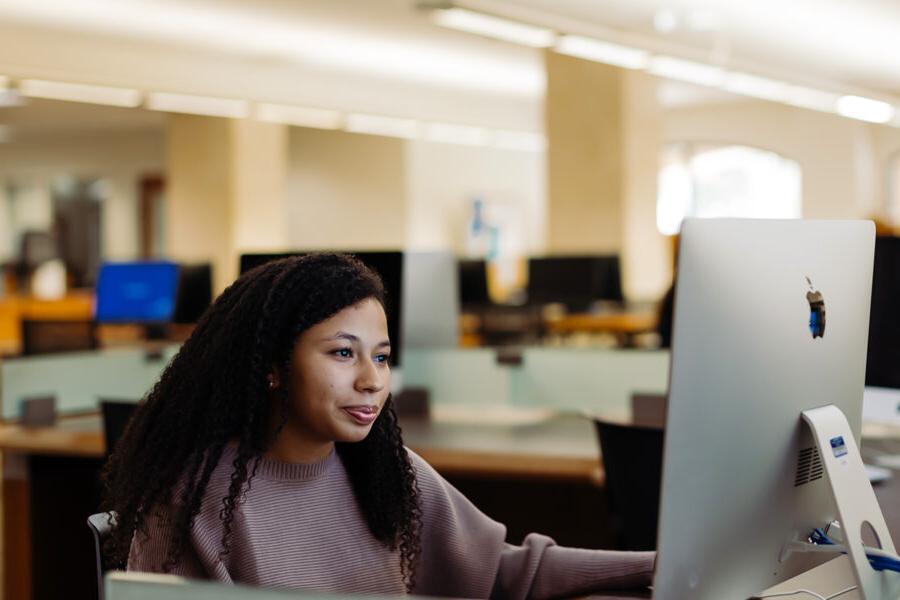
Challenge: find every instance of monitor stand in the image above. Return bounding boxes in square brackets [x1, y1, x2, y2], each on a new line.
[770, 405, 900, 599]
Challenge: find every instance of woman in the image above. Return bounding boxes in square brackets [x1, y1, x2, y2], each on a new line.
[102, 253, 654, 598]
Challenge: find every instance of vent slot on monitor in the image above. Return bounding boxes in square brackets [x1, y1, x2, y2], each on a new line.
[794, 446, 824, 487]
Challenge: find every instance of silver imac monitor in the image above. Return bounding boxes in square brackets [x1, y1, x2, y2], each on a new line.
[653, 219, 879, 599]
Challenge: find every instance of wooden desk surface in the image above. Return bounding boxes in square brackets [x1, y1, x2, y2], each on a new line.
[544, 312, 658, 335]
[0, 411, 604, 484]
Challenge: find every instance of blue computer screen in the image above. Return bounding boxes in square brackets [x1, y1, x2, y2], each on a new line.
[95, 261, 180, 323]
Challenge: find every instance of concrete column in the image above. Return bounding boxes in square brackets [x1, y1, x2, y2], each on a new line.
[165, 115, 288, 293]
[544, 51, 670, 301]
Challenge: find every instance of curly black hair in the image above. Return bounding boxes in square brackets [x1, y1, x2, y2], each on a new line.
[100, 253, 422, 590]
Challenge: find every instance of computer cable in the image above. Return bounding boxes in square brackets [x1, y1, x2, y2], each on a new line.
[808, 528, 900, 573]
[750, 585, 857, 600]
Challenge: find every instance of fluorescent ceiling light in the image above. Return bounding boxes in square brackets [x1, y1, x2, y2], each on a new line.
[433, 8, 556, 48]
[147, 92, 249, 118]
[555, 36, 649, 70]
[423, 122, 491, 146]
[256, 103, 342, 129]
[345, 113, 420, 139]
[19, 79, 141, 107]
[720, 73, 788, 102]
[494, 130, 545, 153]
[835, 95, 895, 124]
[783, 86, 842, 113]
[648, 56, 724, 87]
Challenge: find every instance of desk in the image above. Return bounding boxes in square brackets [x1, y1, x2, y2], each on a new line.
[0, 411, 606, 600]
[3, 412, 898, 600]
[0, 292, 94, 355]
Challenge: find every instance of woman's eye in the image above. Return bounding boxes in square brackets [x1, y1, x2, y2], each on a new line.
[333, 348, 353, 358]
[375, 353, 391, 364]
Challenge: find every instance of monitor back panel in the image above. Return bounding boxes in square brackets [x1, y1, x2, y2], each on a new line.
[654, 219, 874, 600]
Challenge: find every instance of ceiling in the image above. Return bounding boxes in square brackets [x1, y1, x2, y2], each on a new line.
[0, 0, 896, 131]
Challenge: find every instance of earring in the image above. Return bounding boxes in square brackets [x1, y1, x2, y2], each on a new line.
[266, 374, 277, 390]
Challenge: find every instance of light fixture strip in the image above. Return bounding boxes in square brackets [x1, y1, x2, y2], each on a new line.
[555, 35, 649, 70]
[256, 103, 343, 130]
[423, 122, 492, 146]
[146, 92, 249, 119]
[836, 95, 896, 124]
[345, 113, 421, 139]
[19, 79, 142, 107]
[432, 7, 556, 48]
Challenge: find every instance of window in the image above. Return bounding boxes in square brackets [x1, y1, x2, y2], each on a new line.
[657, 143, 802, 235]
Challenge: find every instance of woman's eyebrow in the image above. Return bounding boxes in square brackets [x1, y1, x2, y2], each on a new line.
[324, 333, 391, 348]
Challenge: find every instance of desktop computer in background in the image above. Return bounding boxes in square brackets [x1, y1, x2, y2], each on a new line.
[239, 251, 461, 368]
[526, 255, 623, 312]
[95, 261, 181, 336]
[866, 235, 900, 390]
[654, 219, 898, 599]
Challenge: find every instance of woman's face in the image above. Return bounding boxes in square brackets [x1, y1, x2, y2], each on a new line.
[280, 297, 392, 455]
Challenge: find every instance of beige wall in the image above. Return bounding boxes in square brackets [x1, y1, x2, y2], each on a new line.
[405, 140, 545, 255]
[286, 128, 407, 250]
[164, 115, 233, 290]
[0, 130, 163, 261]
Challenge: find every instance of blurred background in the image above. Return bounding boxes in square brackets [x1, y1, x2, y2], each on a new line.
[0, 1, 899, 599]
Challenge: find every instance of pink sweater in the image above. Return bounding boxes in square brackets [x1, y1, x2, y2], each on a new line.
[128, 446, 654, 598]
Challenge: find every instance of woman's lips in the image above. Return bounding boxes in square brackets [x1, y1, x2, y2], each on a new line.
[342, 406, 378, 425]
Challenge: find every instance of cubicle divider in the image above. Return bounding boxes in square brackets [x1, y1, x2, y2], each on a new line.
[2, 346, 670, 421]
[401, 347, 670, 417]
[1, 346, 179, 419]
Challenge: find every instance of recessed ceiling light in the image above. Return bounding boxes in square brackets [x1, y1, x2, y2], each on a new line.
[648, 56, 725, 87]
[653, 9, 679, 33]
[835, 95, 895, 124]
[255, 103, 342, 129]
[146, 92, 249, 118]
[19, 79, 142, 107]
[345, 113, 420, 139]
[721, 73, 788, 103]
[423, 122, 491, 146]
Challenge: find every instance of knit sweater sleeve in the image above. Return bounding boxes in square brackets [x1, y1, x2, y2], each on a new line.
[407, 450, 655, 600]
[126, 503, 232, 583]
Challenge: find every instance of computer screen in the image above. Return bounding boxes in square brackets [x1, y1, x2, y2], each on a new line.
[526, 255, 623, 311]
[171, 263, 213, 324]
[866, 235, 900, 389]
[95, 261, 180, 324]
[458, 259, 490, 308]
[239, 252, 403, 366]
[654, 219, 876, 599]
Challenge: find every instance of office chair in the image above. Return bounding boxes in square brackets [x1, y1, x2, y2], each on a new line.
[21, 319, 98, 356]
[86, 511, 119, 600]
[99, 400, 138, 459]
[593, 419, 665, 551]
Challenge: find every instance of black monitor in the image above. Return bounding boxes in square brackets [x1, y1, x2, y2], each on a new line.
[239, 252, 403, 366]
[172, 264, 213, 324]
[866, 235, 900, 388]
[526, 255, 623, 311]
[458, 259, 490, 308]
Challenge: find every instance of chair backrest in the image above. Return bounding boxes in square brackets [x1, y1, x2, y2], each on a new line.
[87, 511, 118, 600]
[21, 319, 97, 356]
[99, 401, 138, 459]
[593, 419, 665, 551]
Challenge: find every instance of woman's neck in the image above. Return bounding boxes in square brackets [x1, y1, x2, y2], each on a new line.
[266, 427, 334, 464]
